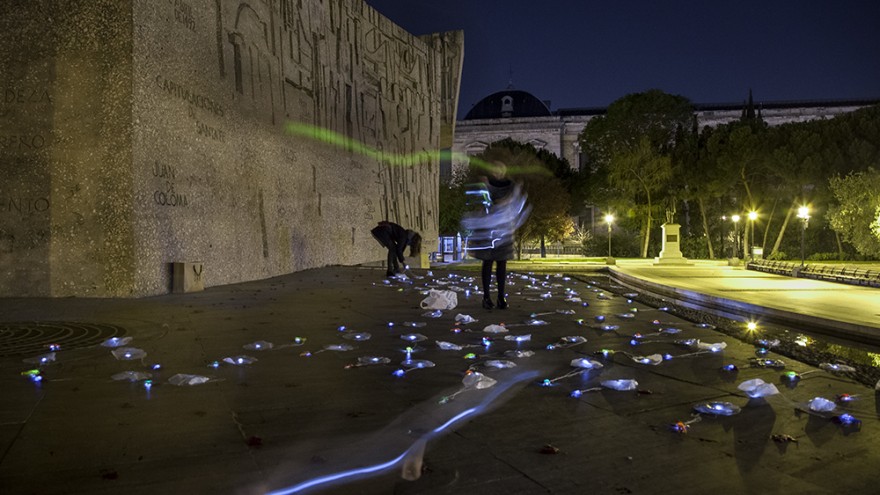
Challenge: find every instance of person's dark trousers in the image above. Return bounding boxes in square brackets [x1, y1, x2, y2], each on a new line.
[481, 260, 507, 308]
[371, 227, 398, 276]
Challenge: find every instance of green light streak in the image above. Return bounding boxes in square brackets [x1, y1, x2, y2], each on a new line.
[284, 121, 550, 176]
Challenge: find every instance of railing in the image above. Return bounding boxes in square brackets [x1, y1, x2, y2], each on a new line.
[747, 259, 880, 288]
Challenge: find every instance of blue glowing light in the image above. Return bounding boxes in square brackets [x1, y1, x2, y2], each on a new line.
[151, 364, 161, 370]
[595, 315, 605, 322]
[722, 364, 738, 372]
[546, 344, 556, 350]
[49, 344, 61, 351]
[32, 375, 43, 383]
[388, 322, 395, 327]
[630, 339, 639, 346]
[144, 380, 152, 390]
[392, 369, 405, 377]
[663, 354, 673, 361]
[265, 407, 478, 495]
[570, 390, 582, 398]
[541, 379, 552, 387]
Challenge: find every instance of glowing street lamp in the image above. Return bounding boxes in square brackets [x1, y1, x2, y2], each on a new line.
[797, 206, 810, 267]
[604, 214, 614, 260]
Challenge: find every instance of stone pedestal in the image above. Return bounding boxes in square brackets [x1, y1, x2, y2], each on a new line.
[654, 223, 690, 265]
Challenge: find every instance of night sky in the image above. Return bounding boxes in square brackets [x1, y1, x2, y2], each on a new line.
[364, 0, 880, 118]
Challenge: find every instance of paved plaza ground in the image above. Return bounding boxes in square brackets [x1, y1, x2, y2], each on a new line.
[1, 263, 879, 494]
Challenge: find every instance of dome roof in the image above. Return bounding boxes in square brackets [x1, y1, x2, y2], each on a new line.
[464, 89, 552, 120]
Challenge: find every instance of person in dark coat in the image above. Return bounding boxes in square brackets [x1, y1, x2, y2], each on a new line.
[371, 221, 422, 277]
[463, 163, 529, 310]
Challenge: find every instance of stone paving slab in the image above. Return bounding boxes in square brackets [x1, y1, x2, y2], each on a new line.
[0, 266, 878, 495]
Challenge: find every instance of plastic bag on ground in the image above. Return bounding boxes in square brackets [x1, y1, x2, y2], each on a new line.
[223, 355, 258, 365]
[738, 378, 780, 398]
[697, 342, 727, 352]
[112, 347, 147, 360]
[601, 379, 638, 391]
[484, 360, 516, 369]
[809, 397, 837, 413]
[357, 356, 390, 366]
[420, 289, 458, 310]
[455, 314, 477, 324]
[243, 341, 274, 350]
[462, 371, 496, 389]
[693, 401, 741, 416]
[436, 341, 463, 351]
[571, 358, 603, 370]
[632, 354, 664, 366]
[482, 324, 508, 334]
[112, 371, 152, 382]
[168, 373, 212, 386]
[504, 334, 531, 342]
[101, 336, 133, 348]
[24, 352, 56, 365]
[819, 363, 856, 374]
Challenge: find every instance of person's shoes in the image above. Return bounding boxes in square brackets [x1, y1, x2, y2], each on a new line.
[497, 296, 508, 310]
[482, 297, 495, 309]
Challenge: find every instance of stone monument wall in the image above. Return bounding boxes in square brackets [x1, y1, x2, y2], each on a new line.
[0, 0, 463, 297]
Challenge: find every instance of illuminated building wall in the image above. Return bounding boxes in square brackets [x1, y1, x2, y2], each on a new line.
[0, 0, 463, 296]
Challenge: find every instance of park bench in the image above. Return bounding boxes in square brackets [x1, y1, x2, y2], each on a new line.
[748, 260, 880, 288]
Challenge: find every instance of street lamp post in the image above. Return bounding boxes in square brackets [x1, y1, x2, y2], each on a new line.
[797, 206, 810, 267]
[721, 215, 727, 258]
[605, 214, 614, 256]
[747, 211, 757, 260]
[604, 213, 614, 262]
[731, 214, 741, 259]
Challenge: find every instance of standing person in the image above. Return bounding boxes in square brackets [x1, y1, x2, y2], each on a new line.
[465, 163, 523, 310]
[371, 221, 422, 277]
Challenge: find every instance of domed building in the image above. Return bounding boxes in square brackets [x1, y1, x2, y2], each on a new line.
[448, 87, 598, 180]
[447, 87, 878, 182]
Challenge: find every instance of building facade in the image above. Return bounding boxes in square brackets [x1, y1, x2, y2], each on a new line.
[450, 88, 878, 179]
[0, 0, 463, 297]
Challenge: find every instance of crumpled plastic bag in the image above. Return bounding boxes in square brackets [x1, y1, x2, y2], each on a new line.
[738, 378, 780, 398]
[697, 341, 727, 352]
[632, 354, 664, 366]
[482, 324, 508, 334]
[112, 371, 152, 382]
[601, 379, 638, 391]
[112, 347, 147, 360]
[819, 362, 856, 374]
[462, 371, 496, 389]
[484, 360, 516, 369]
[102, 336, 133, 348]
[24, 352, 56, 365]
[168, 373, 212, 386]
[809, 397, 837, 412]
[571, 358, 603, 370]
[243, 341, 274, 350]
[223, 355, 257, 365]
[455, 313, 477, 324]
[436, 341, 463, 351]
[420, 289, 458, 310]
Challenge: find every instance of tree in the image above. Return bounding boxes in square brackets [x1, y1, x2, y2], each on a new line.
[827, 169, 880, 258]
[438, 181, 467, 235]
[579, 90, 693, 257]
